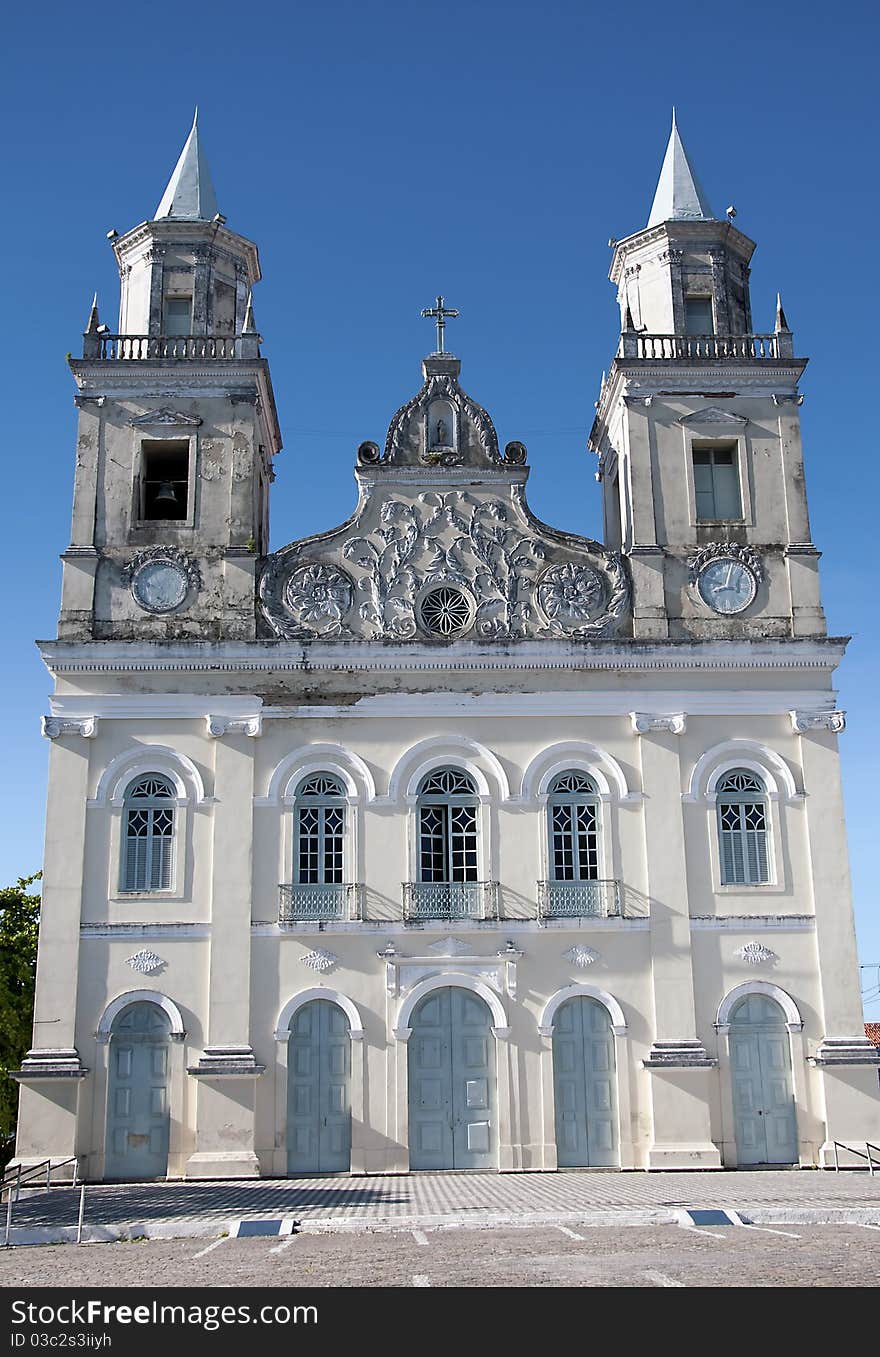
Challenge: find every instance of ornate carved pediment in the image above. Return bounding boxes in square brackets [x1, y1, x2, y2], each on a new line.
[259, 487, 629, 643]
[128, 408, 203, 427]
[376, 358, 502, 469]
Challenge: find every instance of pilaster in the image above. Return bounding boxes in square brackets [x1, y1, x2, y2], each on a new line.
[637, 726, 720, 1168]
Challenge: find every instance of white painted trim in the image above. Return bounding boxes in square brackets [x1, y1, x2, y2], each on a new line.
[538, 984, 627, 1037]
[51, 695, 263, 722]
[716, 980, 803, 1031]
[386, 736, 512, 805]
[395, 972, 509, 1033]
[261, 744, 376, 805]
[519, 743, 634, 803]
[92, 746, 208, 808]
[274, 988, 365, 1041]
[96, 989, 186, 1041]
[39, 638, 848, 675]
[684, 740, 800, 803]
[689, 915, 814, 932]
[259, 690, 840, 719]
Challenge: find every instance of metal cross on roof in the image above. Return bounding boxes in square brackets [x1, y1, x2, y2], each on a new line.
[421, 295, 459, 353]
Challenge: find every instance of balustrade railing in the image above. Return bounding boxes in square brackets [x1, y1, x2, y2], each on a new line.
[85, 333, 257, 361]
[402, 881, 498, 922]
[537, 879, 621, 921]
[620, 333, 785, 361]
[279, 883, 362, 923]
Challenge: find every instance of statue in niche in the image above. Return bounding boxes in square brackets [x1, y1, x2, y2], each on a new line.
[436, 418, 449, 445]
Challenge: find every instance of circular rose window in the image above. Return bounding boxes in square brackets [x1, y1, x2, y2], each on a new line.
[418, 585, 474, 637]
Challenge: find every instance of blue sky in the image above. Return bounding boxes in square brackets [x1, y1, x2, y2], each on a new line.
[1, 1, 878, 1012]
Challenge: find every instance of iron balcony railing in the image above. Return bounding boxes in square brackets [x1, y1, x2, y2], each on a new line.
[402, 881, 499, 922]
[83, 333, 259, 361]
[619, 332, 788, 361]
[537, 879, 621, 921]
[279, 883, 362, 924]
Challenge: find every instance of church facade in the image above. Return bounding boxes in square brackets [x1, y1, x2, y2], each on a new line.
[13, 113, 879, 1179]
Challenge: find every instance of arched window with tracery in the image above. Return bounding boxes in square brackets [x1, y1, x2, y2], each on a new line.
[122, 775, 175, 892]
[717, 769, 770, 885]
[417, 767, 479, 884]
[294, 774, 346, 886]
[548, 770, 600, 882]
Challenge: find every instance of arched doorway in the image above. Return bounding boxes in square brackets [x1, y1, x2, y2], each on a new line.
[408, 987, 496, 1170]
[729, 993, 797, 1165]
[552, 997, 618, 1167]
[287, 999, 352, 1174]
[106, 1001, 172, 1180]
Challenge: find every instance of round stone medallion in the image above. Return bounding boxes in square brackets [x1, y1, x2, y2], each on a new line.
[131, 559, 190, 613]
[536, 562, 605, 631]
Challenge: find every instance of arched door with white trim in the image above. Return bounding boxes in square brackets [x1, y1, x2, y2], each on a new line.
[106, 1001, 171, 1180]
[408, 987, 496, 1170]
[552, 997, 618, 1167]
[287, 1000, 351, 1174]
[730, 994, 797, 1165]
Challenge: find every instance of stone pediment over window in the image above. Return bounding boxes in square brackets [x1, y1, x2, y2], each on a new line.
[259, 355, 630, 644]
[677, 408, 748, 428]
[128, 408, 203, 427]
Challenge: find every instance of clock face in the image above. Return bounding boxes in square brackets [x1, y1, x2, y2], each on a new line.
[697, 557, 757, 614]
[132, 560, 189, 613]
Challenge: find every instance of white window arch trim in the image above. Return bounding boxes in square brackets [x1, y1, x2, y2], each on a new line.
[385, 735, 511, 806]
[93, 745, 208, 809]
[274, 988, 365, 1041]
[519, 743, 636, 805]
[684, 740, 801, 804]
[96, 990, 186, 1043]
[261, 743, 376, 807]
[716, 980, 803, 1034]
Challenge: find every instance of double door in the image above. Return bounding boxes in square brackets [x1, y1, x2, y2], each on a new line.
[287, 1000, 351, 1174]
[730, 995, 797, 1165]
[409, 988, 496, 1170]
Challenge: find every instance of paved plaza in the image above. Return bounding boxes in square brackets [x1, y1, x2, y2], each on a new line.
[4, 1169, 879, 1245]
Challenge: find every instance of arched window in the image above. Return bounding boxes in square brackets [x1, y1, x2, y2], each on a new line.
[548, 771, 600, 882]
[122, 775, 175, 892]
[294, 774, 346, 885]
[417, 767, 479, 884]
[717, 769, 770, 885]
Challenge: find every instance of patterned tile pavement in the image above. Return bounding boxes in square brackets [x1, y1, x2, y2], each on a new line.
[9, 1169, 880, 1233]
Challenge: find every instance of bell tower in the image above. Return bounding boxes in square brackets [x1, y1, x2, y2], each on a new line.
[60, 113, 282, 642]
[590, 113, 825, 642]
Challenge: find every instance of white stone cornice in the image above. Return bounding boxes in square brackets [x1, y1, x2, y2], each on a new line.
[790, 709, 846, 734]
[50, 695, 263, 724]
[205, 714, 262, 738]
[41, 715, 98, 739]
[37, 637, 849, 677]
[630, 711, 687, 735]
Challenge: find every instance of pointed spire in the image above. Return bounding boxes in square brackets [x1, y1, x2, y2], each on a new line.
[623, 299, 636, 331]
[85, 292, 100, 334]
[242, 290, 257, 334]
[775, 291, 791, 332]
[154, 109, 220, 222]
[647, 111, 714, 228]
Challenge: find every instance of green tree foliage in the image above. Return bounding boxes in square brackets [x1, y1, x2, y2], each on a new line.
[0, 874, 40, 1162]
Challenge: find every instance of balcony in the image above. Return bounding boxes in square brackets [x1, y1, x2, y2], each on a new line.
[537, 880, 621, 921]
[402, 881, 499, 922]
[279, 883, 362, 924]
[618, 332, 790, 361]
[81, 333, 260, 362]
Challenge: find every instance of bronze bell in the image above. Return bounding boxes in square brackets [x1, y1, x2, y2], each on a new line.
[154, 480, 179, 505]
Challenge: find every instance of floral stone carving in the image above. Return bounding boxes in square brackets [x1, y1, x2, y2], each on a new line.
[126, 950, 165, 975]
[283, 563, 354, 637]
[299, 948, 339, 973]
[537, 562, 606, 633]
[736, 941, 778, 966]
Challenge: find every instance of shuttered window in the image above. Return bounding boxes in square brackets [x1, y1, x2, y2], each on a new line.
[717, 769, 770, 885]
[693, 444, 742, 520]
[122, 775, 175, 892]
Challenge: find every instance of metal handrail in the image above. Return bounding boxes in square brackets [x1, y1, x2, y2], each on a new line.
[402, 881, 498, 922]
[537, 879, 621, 921]
[831, 1140, 879, 1176]
[279, 882, 362, 923]
[1, 1155, 78, 1197]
